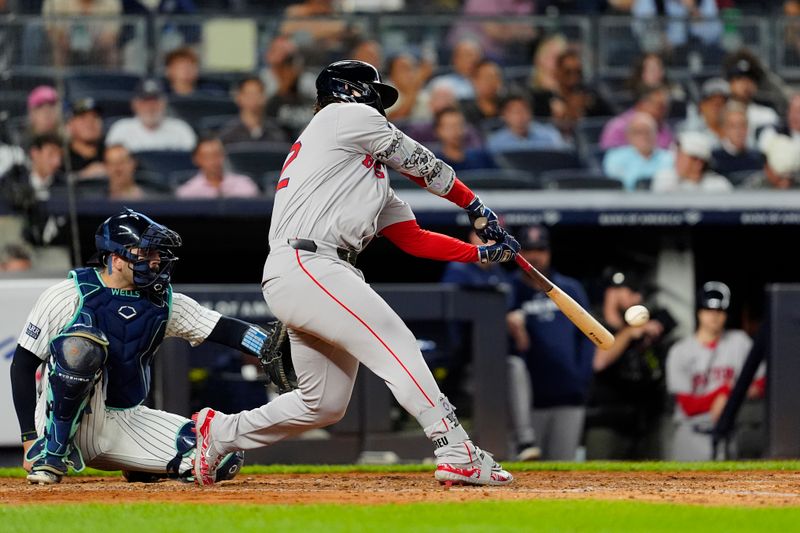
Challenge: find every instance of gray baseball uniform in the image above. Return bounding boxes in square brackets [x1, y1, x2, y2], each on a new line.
[206, 102, 479, 463]
[21, 278, 221, 473]
[666, 330, 759, 460]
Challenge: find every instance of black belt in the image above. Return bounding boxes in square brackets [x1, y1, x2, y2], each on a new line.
[288, 239, 358, 266]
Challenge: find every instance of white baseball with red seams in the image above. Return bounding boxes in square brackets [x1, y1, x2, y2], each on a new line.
[196, 101, 512, 486]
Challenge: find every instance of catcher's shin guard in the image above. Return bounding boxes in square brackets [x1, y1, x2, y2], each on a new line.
[29, 325, 108, 473]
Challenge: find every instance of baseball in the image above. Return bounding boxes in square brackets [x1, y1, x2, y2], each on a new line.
[624, 305, 650, 327]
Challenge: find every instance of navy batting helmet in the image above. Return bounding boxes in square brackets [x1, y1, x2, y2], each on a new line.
[315, 60, 399, 116]
[91, 209, 182, 303]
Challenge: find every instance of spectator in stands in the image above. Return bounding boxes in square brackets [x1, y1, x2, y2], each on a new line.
[631, 0, 722, 53]
[261, 35, 316, 101]
[666, 282, 763, 461]
[105, 78, 196, 152]
[506, 225, 595, 460]
[758, 92, 800, 145]
[723, 50, 779, 147]
[0, 141, 26, 177]
[461, 60, 504, 128]
[586, 269, 676, 460]
[176, 136, 260, 199]
[104, 144, 143, 201]
[0, 243, 32, 272]
[531, 48, 614, 124]
[401, 82, 484, 149]
[651, 131, 732, 192]
[23, 86, 61, 146]
[43, 0, 122, 67]
[430, 38, 483, 100]
[385, 53, 434, 122]
[626, 53, 687, 108]
[529, 33, 567, 95]
[163, 46, 226, 97]
[742, 134, 800, 190]
[433, 107, 496, 172]
[64, 98, 105, 179]
[280, 0, 347, 61]
[262, 37, 316, 140]
[602, 112, 673, 190]
[711, 103, 765, 180]
[449, 0, 536, 63]
[219, 77, 288, 145]
[0, 133, 65, 245]
[600, 84, 674, 150]
[349, 38, 383, 72]
[487, 94, 567, 153]
[678, 78, 729, 145]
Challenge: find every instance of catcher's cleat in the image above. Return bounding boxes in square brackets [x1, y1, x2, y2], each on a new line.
[27, 455, 68, 485]
[192, 407, 224, 487]
[516, 443, 542, 462]
[435, 446, 513, 487]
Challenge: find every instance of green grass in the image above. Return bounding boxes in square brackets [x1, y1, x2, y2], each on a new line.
[1, 460, 799, 478]
[2, 501, 800, 533]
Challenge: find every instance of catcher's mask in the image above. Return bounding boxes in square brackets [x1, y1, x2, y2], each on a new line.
[90, 209, 182, 304]
[316, 59, 399, 116]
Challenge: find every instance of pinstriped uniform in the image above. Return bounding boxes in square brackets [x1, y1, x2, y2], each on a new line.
[20, 275, 221, 473]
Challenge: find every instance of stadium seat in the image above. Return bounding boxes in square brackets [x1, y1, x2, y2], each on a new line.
[0, 91, 31, 120]
[540, 169, 624, 190]
[197, 114, 238, 133]
[0, 71, 56, 92]
[457, 168, 540, 189]
[134, 150, 196, 182]
[494, 148, 584, 177]
[168, 96, 239, 129]
[89, 91, 136, 118]
[226, 141, 292, 181]
[65, 71, 141, 98]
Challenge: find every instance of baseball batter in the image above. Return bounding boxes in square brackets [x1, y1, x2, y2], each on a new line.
[193, 60, 520, 487]
[666, 281, 764, 461]
[10, 209, 282, 484]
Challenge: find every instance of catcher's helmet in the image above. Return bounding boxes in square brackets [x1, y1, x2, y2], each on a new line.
[91, 209, 182, 303]
[316, 60, 399, 116]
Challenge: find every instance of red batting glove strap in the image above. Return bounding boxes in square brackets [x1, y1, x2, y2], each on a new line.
[380, 219, 478, 262]
[676, 384, 732, 417]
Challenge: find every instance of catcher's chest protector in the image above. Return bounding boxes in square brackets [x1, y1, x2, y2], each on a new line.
[67, 268, 171, 408]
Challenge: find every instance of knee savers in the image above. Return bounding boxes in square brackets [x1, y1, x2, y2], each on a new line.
[44, 324, 108, 455]
[48, 324, 109, 408]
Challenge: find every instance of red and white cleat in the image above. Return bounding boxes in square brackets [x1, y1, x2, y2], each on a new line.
[192, 407, 224, 487]
[435, 446, 513, 486]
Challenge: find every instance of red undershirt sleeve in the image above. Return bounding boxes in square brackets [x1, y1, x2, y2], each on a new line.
[380, 219, 478, 262]
[401, 173, 476, 208]
[675, 384, 732, 417]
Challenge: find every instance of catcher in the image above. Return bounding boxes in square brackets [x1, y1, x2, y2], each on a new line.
[10, 209, 293, 484]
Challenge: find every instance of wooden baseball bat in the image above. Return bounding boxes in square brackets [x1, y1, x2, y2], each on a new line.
[473, 217, 615, 349]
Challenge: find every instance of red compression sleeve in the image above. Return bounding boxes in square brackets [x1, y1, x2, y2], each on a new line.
[401, 173, 476, 208]
[675, 384, 731, 417]
[380, 219, 478, 262]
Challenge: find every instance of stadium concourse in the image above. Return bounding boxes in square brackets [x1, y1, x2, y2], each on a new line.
[2, 1, 800, 476]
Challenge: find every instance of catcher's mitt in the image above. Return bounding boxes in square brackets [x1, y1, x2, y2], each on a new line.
[258, 320, 297, 394]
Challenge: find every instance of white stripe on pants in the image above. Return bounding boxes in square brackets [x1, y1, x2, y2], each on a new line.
[209, 244, 444, 453]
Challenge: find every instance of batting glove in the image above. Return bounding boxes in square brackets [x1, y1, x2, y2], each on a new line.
[466, 196, 506, 243]
[478, 234, 520, 264]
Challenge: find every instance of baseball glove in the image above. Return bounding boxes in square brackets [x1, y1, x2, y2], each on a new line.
[258, 320, 297, 394]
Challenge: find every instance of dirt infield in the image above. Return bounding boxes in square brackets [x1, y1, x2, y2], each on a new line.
[2, 471, 800, 507]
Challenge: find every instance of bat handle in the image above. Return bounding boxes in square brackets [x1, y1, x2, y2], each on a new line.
[472, 216, 488, 230]
[514, 254, 533, 272]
